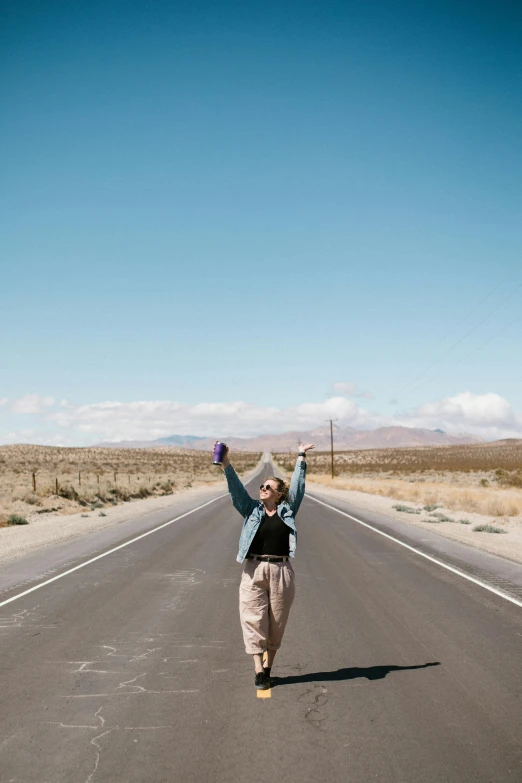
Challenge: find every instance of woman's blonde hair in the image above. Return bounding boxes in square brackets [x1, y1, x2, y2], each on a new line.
[265, 476, 289, 503]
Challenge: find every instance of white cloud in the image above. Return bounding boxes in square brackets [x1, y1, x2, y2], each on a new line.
[332, 382, 375, 400]
[2, 429, 36, 443]
[0, 429, 77, 446]
[2, 390, 522, 446]
[11, 394, 55, 414]
[402, 391, 522, 439]
[46, 397, 375, 443]
[46, 396, 377, 443]
[0, 398, 8, 408]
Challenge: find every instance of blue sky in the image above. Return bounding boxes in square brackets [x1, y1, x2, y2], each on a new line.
[2, 0, 521, 444]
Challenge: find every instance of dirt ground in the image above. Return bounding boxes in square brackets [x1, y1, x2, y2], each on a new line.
[0, 444, 261, 526]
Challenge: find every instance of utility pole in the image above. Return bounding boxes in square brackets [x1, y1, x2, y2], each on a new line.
[325, 418, 338, 479]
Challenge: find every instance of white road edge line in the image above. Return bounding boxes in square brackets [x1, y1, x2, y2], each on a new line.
[306, 493, 522, 609]
[0, 493, 229, 609]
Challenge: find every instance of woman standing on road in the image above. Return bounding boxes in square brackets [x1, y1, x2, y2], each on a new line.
[220, 443, 315, 690]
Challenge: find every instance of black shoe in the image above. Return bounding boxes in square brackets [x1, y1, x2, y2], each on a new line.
[255, 671, 269, 690]
[263, 666, 271, 685]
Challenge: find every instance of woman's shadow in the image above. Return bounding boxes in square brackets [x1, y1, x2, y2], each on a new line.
[271, 661, 440, 687]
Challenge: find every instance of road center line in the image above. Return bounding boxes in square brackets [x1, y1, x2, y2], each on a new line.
[0, 493, 228, 609]
[306, 493, 522, 609]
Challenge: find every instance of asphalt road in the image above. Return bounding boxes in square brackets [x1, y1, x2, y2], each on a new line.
[1, 459, 521, 783]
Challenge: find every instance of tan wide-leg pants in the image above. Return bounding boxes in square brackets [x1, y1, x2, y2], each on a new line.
[239, 558, 295, 654]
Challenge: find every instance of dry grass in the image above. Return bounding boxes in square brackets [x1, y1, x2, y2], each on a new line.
[0, 444, 261, 523]
[273, 440, 522, 518]
[297, 474, 522, 518]
[275, 439, 522, 477]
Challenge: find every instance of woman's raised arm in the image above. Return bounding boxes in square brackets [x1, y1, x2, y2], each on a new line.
[220, 444, 257, 518]
[288, 443, 314, 514]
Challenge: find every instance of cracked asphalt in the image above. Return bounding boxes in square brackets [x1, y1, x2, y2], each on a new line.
[1, 460, 521, 782]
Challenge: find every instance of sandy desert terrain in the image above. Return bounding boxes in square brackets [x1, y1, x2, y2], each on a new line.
[275, 440, 522, 563]
[0, 444, 261, 526]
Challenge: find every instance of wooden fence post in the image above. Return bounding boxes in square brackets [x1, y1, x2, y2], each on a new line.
[55, 477, 59, 494]
[32, 471, 36, 492]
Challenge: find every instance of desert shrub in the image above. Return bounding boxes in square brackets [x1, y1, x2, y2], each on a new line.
[453, 491, 479, 512]
[429, 512, 453, 522]
[507, 500, 522, 516]
[392, 504, 420, 514]
[132, 487, 152, 499]
[23, 492, 42, 506]
[109, 487, 130, 501]
[479, 478, 489, 487]
[459, 519, 471, 524]
[473, 524, 506, 534]
[90, 500, 104, 510]
[494, 469, 522, 488]
[99, 511, 107, 517]
[423, 504, 441, 512]
[486, 498, 510, 516]
[161, 480, 174, 492]
[58, 485, 79, 501]
[8, 514, 29, 525]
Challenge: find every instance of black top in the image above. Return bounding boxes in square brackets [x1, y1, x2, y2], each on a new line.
[247, 511, 290, 556]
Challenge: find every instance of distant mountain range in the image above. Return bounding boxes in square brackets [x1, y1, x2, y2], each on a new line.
[95, 434, 208, 449]
[95, 426, 483, 452]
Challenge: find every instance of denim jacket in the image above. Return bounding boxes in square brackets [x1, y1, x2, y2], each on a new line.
[223, 458, 307, 563]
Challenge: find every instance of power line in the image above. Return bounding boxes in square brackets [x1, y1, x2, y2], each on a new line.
[455, 315, 522, 364]
[395, 281, 522, 400]
[398, 275, 512, 390]
[399, 314, 522, 400]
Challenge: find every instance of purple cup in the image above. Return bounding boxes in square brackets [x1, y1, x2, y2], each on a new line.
[213, 441, 227, 465]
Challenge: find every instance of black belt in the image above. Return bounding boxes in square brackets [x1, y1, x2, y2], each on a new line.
[246, 554, 290, 563]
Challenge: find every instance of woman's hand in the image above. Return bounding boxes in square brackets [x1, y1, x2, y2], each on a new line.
[299, 443, 315, 453]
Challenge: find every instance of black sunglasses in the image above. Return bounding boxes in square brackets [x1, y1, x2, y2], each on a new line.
[259, 483, 276, 491]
